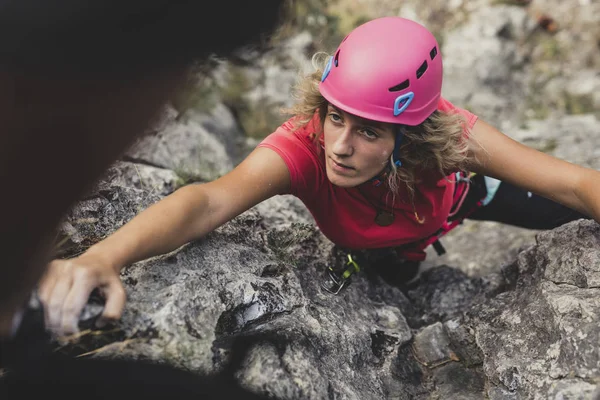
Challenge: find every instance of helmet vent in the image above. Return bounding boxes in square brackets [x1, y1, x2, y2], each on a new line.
[388, 79, 410, 92]
[430, 46, 438, 60]
[416, 61, 428, 79]
[334, 50, 340, 66]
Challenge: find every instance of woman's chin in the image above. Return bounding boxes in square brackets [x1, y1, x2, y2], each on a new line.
[326, 169, 362, 188]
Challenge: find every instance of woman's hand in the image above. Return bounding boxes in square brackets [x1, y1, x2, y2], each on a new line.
[37, 253, 126, 337]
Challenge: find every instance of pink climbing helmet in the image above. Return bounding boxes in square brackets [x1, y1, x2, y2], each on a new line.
[319, 17, 443, 126]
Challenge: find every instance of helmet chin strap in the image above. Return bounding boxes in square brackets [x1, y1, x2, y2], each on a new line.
[369, 129, 403, 186]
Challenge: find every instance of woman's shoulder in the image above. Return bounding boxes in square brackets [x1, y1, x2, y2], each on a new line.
[281, 113, 321, 137]
[257, 113, 325, 196]
[437, 96, 479, 130]
[262, 114, 322, 150]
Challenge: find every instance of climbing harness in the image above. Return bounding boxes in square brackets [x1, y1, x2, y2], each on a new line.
[396, 172, 490, 261]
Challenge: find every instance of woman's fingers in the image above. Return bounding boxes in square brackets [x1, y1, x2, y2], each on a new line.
[44, 271, 74, 333]
[60, 273, 98, 335]
[96, 279, 126, 328]
[37, 264, 57, 301]
[37, 266, 59, 328]
[38, 258, 125, 337]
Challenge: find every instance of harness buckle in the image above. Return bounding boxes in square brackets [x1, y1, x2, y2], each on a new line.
[432, 239, 446, 256]
[321, 254, 361, 295]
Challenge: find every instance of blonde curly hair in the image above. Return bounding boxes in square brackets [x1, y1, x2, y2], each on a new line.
[282, 52, 473, 199]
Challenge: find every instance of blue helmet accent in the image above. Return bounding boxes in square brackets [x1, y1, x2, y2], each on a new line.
[321, 56, 333, 82]
[393, 92, 414, 117]
[391, 130, 403, 167]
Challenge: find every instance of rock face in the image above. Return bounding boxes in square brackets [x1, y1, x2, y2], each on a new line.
[19, 0, 600, 399]
[472, 220, 600, 399]
[49, 174, 600, 400]
[125, 103, 243, 183]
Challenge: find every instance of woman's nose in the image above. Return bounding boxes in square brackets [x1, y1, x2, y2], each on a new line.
[331, 127, 354, 157]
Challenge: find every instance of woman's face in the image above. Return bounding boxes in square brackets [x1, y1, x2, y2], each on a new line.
[323, 104, 396, 187]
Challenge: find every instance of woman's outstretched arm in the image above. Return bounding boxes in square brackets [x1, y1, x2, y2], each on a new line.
[466, 118, 600, 222]
[38, 147, 291, 336]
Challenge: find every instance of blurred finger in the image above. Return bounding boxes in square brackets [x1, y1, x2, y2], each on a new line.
[37, 273, 56, 300]
[45, 274, 73, 333]
[96, 279, 126, 328]
[60, 278, 96, 335]
[37, 261, 62, 303]
[37, 275, 57, 328]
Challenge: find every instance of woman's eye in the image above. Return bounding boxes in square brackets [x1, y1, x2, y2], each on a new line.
[328, 113, 342, 123]
[360, 129, 378, 139]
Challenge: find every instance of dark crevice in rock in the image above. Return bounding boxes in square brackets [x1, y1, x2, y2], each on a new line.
[553, 282, 589, 288]
[370, 330, 400, 361]
[184, 315, 204, 339]
[499, 261, 519, 292]
[215, 308, 291, 338]
[390, 342, 429, 398]
[260, 263, 290, 278]
[327, 381, 339, 400]
[214, 279, 302, 338]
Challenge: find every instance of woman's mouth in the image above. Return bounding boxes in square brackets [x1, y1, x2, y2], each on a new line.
[329, 157, 355, 172]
